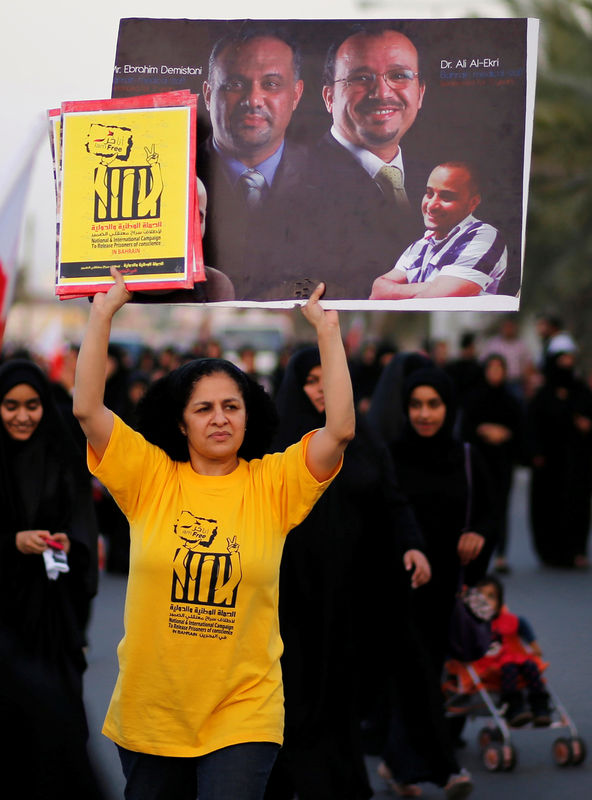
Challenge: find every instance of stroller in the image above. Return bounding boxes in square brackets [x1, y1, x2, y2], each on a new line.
[443, 637, 587, 773]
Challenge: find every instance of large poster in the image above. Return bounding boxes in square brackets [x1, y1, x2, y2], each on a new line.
[113, 17, 538, 310]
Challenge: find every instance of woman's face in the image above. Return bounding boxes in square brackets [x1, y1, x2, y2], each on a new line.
[180, 372, 247, 464]
[556, 352, 575, 370]
[303, 365, 325, 413]
[408, 385, 446, 437]
[1, 383, 44, 441]
[485, 358, 506, 386]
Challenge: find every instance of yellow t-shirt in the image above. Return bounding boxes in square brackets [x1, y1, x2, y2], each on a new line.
[89, 414, 338, 757]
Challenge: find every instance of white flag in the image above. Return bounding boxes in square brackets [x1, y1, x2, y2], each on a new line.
[0, 118, 45, 347]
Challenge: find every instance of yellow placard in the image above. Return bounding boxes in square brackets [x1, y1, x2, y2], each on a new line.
[59, 104, 192, 288]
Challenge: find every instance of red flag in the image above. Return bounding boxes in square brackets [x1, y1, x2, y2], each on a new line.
[0, 119, 44, 348]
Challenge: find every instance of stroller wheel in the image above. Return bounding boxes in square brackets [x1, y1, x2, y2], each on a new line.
[570, 737, 587, 766]
[478, 726, 503, 748]
[483, 743, 517, 772]
[502, 744, 518, 771]
[483, 743, 504, 772]
[552, 737, 573, 766]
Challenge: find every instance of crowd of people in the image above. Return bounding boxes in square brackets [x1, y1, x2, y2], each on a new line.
[1, 304, 591, 799]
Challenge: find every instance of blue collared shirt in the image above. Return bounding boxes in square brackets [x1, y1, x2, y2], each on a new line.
[213, 140, 285, 188]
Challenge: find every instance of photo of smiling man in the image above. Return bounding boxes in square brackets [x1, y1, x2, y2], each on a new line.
[369, 161, 508, 299]
[310, 23, 429, 298]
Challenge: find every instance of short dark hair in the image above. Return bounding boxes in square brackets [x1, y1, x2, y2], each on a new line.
[208, 24, 302, 83]
[322, 23, 424, 86]
[459, 331, 476, 350]
[434, 161, 482, 196]
[137, 358, 278, 462]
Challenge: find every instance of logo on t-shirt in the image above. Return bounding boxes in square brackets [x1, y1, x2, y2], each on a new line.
[171, 510, 242, 608]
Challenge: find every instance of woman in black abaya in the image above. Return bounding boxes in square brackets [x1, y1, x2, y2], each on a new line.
[0, 359, 102, 799]
[528, 349, 592, 568]
[461, 354, 525, 573]
[265, 348, 430, 800]
[378, 367, 495, 798]
[392, 367, 494, 670]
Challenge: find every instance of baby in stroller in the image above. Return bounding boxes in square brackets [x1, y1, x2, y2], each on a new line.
[472, 575, 552, 728]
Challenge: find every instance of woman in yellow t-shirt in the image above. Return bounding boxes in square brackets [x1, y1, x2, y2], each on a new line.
[73, 268, 355, 800]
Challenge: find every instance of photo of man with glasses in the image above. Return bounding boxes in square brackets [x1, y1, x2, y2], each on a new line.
[309, 24, 430, 298]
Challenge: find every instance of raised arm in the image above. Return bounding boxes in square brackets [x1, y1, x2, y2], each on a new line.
[300, 283, 355, 481]
[73, 267, 132, 459]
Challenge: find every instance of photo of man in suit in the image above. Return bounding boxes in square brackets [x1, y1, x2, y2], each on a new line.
[310, 24, 428, 298]
[198, 26, 322, 301]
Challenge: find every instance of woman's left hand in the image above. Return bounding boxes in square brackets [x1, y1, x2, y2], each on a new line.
[476, 422, 511, 444]
[403, 549, 432, 588]
[458, 531, 485, 565]
[50, 532, 71, 554]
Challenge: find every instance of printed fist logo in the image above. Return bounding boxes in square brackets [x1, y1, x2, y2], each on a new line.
[171, 511, 242, 607]
[87, 122, 163, 222]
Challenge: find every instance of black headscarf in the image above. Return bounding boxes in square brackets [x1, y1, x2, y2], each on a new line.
[366, 351, 433, 445]
[543, 350, 577, 390]
[461, 354, 524, 461]
[0, 359, 88, 536]
[396, 366, 463, 469]
[273, 346, 324, 450]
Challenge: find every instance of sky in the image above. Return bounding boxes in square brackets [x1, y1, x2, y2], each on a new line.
[1, 0, 511, 296]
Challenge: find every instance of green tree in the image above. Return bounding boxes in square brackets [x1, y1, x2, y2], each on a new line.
[510, 0, 592, 361]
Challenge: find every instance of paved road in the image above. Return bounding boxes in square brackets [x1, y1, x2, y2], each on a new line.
[84, 468, 592, 798]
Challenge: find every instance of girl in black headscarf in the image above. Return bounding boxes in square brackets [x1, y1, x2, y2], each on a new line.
[378, 366, 495, 798]
[265, 347, 430, 800]
[0, 359, 102, 800]
[528, 349, 592, 568]
[393, 367, 494, 668]
[461, 354, 525, 573]
[366, 351, 433, 447]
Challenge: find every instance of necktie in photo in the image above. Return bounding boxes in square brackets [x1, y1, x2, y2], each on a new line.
[238, 169, 266, 209]
[375, 165, 410, 209]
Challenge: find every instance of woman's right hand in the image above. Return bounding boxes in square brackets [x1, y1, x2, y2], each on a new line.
[92, 266, 132, 318]
[15, 530, 52, 555]
[300, 282, 339, 334]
